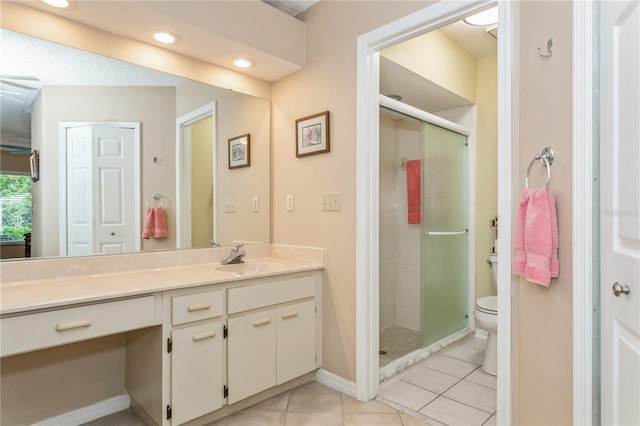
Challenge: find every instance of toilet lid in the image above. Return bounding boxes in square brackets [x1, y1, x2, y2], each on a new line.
[476, 296, 497, 314]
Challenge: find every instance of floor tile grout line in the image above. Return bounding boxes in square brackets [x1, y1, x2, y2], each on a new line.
[425, 394, 496, 417]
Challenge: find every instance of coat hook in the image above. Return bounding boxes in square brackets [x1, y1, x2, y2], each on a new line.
[153, 156, 158, 163]
[538, 38, 554, 58]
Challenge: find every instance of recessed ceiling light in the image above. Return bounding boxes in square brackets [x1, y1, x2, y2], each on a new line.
[463, 6, 498, 26]
[234, 59, 254, 68]
[153, 32, 176, 44]
[42, 0, 69, 8]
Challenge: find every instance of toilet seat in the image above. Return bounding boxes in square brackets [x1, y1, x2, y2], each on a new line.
[476, 295, 497, 315]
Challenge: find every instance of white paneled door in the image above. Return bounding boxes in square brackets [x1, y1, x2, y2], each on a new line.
[65, 123, 139, 256]
[600, 1, 640, 424]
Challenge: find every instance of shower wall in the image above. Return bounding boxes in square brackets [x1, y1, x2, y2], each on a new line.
[379, 113, 421, 331]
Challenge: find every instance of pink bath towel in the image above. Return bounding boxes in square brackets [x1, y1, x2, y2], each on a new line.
[142, 207, 168, 239]
[406, 159, 421, 224]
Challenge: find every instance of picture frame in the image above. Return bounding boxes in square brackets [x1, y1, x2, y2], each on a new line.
[296, 111, 330, 157]
[228, 134, 250, 169]
[30, 149, 39, 182]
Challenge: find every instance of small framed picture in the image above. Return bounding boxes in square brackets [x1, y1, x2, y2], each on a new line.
[228, 134, 250, 169]
[296, 111, 330, 157]
[30, 149, 39, 182]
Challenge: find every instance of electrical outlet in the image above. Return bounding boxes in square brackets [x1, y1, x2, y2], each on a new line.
[286, 194, 294, 211]
[321, 192, 341, 211]
[224, 199, 236, 213]
[252, 196, 259, 212]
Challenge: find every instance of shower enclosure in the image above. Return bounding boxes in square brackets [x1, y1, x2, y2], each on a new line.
[379, 98, 469, 368]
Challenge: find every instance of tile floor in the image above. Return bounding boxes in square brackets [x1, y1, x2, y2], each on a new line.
[378, 335, 496, 426]
[87, 336, 495, 426]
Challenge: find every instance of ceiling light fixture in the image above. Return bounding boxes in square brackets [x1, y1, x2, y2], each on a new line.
[153, 32, 176, 44]
[42, 0, 69, 8]
[233, 59, 254, 68]
[463, 6, 498, 26]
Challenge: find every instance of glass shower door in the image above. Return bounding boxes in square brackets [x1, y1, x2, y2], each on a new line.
[421, 122, 468, 347]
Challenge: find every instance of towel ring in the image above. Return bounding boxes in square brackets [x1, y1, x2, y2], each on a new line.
[146, 192, 165, 208]
[525, 146, 554, 189]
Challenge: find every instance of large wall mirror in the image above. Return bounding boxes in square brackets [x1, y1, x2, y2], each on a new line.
[0, 29, 271, 259]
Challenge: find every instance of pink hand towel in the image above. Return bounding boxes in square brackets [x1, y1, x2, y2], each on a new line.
[406, 159, 421, 224]
[548, 190, 560, 278]
[153, 207, 168, 238]
[524, 188, 553, 286]
[141, 207, 156, 239]
[512, 189, 531, 276]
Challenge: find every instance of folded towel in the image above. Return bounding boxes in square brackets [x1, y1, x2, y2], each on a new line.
[153, 207, 168, 238]
[524, 189, 553, 286]
[513, 188, 560, 287]
[512, 189, 531, 275]
[406, 159, 421, 224]
[142, 207, 156, 239]
[548, 190, 559, 278]
[142, 207, 168, 239]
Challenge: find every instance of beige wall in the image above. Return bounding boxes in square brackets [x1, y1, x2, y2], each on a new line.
[513, 1, 573, 424]
[383, 30, 478, 103]
[176, 80, 271, 247]
[272, 0, 432, 382]
[1, 334, 126, 424]
[30, 85, 176, 257]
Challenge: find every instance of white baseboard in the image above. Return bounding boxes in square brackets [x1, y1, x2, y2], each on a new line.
[315, 368, 356, 398]
[33, 394, 131, 426]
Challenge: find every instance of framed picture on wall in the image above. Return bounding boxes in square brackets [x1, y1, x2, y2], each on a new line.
[228, 134, 250, 169]
[296, 111, 330, 157]
[30, 149, 39, 182]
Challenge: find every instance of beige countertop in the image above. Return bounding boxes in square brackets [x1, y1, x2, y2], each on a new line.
[0, 245, 325, 316]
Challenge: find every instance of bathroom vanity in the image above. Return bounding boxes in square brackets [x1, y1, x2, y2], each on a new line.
[0, 244, 324, 425]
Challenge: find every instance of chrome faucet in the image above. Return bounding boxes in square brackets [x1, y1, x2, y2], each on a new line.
[220, 243, 245, 264]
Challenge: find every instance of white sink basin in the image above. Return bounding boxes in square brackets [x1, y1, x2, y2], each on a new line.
[215, 262, 283, 274]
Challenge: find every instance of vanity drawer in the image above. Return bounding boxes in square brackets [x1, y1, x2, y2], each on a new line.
[0, 296, 157, 357]
[172, 290, 223, 325]
[228, 275, 315, 314]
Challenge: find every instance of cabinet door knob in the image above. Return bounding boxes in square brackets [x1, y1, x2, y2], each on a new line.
[612, 282, 631, 297]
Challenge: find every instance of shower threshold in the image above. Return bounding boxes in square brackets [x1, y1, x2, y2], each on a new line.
[378, 327, 472, 382]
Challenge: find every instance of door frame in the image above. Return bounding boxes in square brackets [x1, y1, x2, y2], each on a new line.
[176, 102, 217, 249]
[58, 121, 141, 256]
[355, 1, 513, 423]
[572, 1, 596, 424]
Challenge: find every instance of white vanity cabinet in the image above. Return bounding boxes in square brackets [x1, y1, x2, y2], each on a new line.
[226, 275, 318, 405]
[167, 290, 225, 425]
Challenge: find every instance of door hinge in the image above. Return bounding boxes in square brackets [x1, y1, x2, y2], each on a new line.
[166, 404, 172, 420]
[223, 385, 229, 399]
[223, 325, 228, 339]
[167, 338, 172, 353]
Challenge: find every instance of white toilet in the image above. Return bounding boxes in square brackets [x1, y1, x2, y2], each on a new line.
[474, 254, 498, 376]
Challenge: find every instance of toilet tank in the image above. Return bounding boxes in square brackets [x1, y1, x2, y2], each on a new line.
[488, 254, 498, 292]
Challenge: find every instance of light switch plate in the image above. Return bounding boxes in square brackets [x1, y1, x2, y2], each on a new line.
[321, 192, 341, 211]
[286, 194, 294, 211]
[252, 196, 259, 212]
[224, 199, 236, 213]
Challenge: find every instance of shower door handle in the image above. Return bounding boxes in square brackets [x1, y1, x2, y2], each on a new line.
[425, 229, 468, 236]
